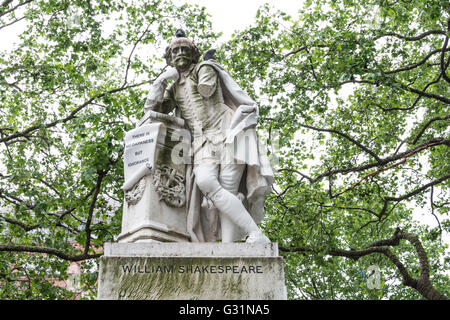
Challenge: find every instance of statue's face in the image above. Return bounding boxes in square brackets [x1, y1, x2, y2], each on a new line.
[171, 45, 193, 71]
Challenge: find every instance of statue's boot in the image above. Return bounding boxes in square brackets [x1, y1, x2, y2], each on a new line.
[209, 186, 270, 243]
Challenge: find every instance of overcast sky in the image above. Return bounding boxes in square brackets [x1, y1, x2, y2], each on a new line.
[2, 1, 302, 49]
[174, 0, 303, 41]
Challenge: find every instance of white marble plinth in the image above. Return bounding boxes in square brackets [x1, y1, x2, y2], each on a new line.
[97, 242, 287, 300]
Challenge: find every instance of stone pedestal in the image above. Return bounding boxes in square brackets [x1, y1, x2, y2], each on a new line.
[97, 242, 287, 300]
[118, 111, 191, 243]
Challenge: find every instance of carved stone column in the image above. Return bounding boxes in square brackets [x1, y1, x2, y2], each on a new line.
[117, 111, 191, 243]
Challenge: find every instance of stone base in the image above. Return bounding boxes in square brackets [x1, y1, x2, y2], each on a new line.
[97, 242, 287, 300]
[117, 222, 190, 243]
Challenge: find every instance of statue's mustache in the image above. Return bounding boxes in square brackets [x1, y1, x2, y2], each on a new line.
[174, 55, 190, 61]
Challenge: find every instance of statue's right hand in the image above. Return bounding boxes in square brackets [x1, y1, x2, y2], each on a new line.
[157, 67, 179, 82]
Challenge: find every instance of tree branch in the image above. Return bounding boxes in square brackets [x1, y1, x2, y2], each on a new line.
[299, 123, 382, 162]
[284, 44, 329, 58]
[0, 215, 40, 231]
[0, 15, 25, 30]
[0, 0, 33, 18]
[279, 228, 449, 300]
[325, 78, 450, 105]
[1, 0, 13, 8]
[429, 186, 442, 236]
[0, 189, 35, 209]
[277, 168, 314, 183]
[374, 30, 447, 41]
[122, 23, 152, 87]
[440, 35, 450, 84]
[83, 169, 105, 255]
[411, 114, 450, 144]
[329, 139, 449, 199]
[314, 138, 450, 182]
[0, 244, 102, 261]
[385, 173, 450, 202]
[401, 83, 450, 105]
[384, 47, 450, 75]
[0, 81, 148, 145]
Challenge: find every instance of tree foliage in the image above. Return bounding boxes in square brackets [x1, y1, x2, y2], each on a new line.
[219, 0, 449, 299]
[0, 0, 217, 299]
[0, 0, 449, 299]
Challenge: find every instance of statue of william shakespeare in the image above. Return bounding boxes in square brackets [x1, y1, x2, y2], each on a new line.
[144, 30, 274, 243]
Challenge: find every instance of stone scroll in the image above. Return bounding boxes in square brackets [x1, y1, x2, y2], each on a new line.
[123, 123, 165, 191]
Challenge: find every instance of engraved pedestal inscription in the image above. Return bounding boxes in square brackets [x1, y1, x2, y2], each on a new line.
[97, 242, 288, 300]
[123, 123, 163, 190]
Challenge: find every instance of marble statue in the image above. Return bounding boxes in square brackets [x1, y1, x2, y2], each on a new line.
[144, 29, 274, 243]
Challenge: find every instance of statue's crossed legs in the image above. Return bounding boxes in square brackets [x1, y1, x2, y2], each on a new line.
[194, 163, 270, 243]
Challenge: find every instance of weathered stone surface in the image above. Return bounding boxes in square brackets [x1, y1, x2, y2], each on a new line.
[118, 175, 190, 243]
[97, 242, 287, 300]
[104, 242, 279, 257]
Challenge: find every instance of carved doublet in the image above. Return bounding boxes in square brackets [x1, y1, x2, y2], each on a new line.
[170, 65, 233, 147]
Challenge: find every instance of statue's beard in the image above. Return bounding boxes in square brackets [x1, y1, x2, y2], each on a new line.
[174, 56, 192, 70]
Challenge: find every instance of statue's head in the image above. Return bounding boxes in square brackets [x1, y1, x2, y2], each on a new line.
[164, 29, 200, 71]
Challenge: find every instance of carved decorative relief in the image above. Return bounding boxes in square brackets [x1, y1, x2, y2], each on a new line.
[152, 165, 185, 207]
[125, 177, 146, 205]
